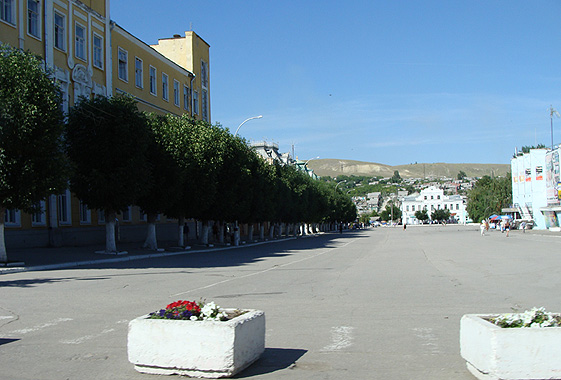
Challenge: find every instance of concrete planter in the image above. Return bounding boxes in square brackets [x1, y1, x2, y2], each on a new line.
[460, 314, 561, 380]
[128, 309, 265, 378]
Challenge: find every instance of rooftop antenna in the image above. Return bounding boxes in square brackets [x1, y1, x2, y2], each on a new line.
[550, 105, 560, 150]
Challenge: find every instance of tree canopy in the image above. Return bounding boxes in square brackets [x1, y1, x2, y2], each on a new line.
[0, 45, 69, 261]
[466, 175, 512, 222]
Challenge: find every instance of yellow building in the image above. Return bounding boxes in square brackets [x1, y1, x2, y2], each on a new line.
[0, 0, 210, 247]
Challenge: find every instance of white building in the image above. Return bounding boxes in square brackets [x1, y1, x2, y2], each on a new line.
[510, 148, 553, 229]
[400, 186, 467, 224]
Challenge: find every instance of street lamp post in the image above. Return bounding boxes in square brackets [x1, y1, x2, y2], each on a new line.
[335, 180, 346, 191]
[304, 156, 320, 166]
[234, 115, 263, 137]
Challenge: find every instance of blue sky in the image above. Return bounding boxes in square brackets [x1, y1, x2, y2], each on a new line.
[112, 1, 561, 166]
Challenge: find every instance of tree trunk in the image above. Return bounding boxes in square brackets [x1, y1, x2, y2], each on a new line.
[248, 224, 254, 242]
[234, 220, 240, 246]
[143, 213, 158, 250]
[105, 210, 118, 253]
[259, 223, 264, 240]
[0, 208, 7, 263]
[200, 221, 209, 245]
[177, 216, 185, 247]
[219, 221, 225, 244]
[269, 223, 274, 239]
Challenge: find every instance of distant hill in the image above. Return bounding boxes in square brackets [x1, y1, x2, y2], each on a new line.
[306, 159, 510, 179]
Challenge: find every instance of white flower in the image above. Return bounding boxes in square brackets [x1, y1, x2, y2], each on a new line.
[190, 315, 198, 321]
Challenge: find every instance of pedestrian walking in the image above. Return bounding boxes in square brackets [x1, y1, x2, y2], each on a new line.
[505, 221, 510, 237]
[521, 221, 526, 233]
[480, 219, 486, 236]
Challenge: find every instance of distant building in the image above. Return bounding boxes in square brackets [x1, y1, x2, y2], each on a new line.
[401, 186, 467, 224]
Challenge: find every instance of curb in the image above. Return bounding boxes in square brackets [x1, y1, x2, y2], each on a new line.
[0, 235, 304, 274]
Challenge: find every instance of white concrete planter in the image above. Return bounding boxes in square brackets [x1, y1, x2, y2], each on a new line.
[128, 309, 265, 378]
[460, 314, 561, 380]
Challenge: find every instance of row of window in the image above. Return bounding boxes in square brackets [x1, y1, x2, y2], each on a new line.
[5, 197, 159, 227]
[117, 47, 198, 113]
[1, 1, 105, 68]
[405, 203, 461, 212]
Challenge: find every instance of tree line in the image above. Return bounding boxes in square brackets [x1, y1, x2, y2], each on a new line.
[0, 46, 356, 261]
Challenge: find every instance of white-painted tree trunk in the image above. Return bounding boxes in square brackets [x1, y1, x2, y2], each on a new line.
[234, 221, 240, 246]
[143, 213, 158, 250]
[0, 208, 7, 263]
[248, 225, 254, 242]
[105, 211, 118, 253]
[259, 222, 264, 240]
[177, 217, 185, 247]
[200, 221, 209, 245]
[219, 221, 225, 244]
[269, 223, 274, 239]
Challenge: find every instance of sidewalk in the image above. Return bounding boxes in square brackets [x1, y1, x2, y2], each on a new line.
[0, 237, 297, 274]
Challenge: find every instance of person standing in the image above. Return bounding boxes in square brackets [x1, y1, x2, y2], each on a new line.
[480, 220, 486, 236]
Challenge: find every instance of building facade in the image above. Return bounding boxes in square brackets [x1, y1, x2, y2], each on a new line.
[400, 186, 467, 225]
[510, 148, 559, 230]
[1, 0, 210, 247]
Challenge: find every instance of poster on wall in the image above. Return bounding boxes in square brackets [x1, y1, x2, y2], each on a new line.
[546, 151, 560, 203]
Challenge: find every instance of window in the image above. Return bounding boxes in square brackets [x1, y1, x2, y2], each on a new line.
[58, 189, 71, 225]
[135, 57, 143, 88]
[93, 34, 103, 69]
[79, 201, 91, 224]
[4, 209, 20, 226]
[437, 195, 441, 199]
[183, 85, 190, 111]
[121, 206, 131, 222]
[1, 0, 15, 25]
[118, 48, 128, 81]
[202, 89, 208, 121]
[27, 0, 40, 37]
[193, 91, 199, 114]
[424, 196, 427, 200]
[149, 66, 156, 95]
[173, 80, 180, 106]
[456, 204, 460, 210]
[31, 201, 46, 226]
[162, 73, 168, 100]
[75, 23, 86, 60]
[54, 12, 65, 50]
[200, 60, 208, 88]
[98, 210, 105, 224]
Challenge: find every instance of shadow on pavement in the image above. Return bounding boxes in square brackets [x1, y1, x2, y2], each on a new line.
[235, 347, 307, 378]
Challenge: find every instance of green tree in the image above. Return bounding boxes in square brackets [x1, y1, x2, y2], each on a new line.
[466, 174, 512, 223]
[66, 95, 153, 253]
[431, 208, 451, 222]
[379, 203, 401, 222]
[457, 170, 467, 180]
[136, 113, 184, 250]
[415, 209, 429, 223]
[0, 45, 69, 262]
[391, 170, 402, 183]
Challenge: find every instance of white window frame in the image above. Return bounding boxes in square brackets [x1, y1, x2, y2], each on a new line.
[149, 65, 157, 95]
[173, 79, 180, 107]
[79, 200, 91, 225]
[162, 73, 169, 101]
[93, 33, 103, 69]
[0, 0, 16, 26]
[183, 84, 190, 111]
[135, 57, 143, 88]
[202, 89, 208, 121]
[97, 210, 105, 224]
[193, 90, 199, 115]
[54, 11, 65, 51]
[121, 206, 131, 222]
[75, 22, 86, 61]
[5, 209, 20, 226]
[58, 189, 72, 225]
[118, 47, 128, 82]
[27, 0, 40, 39]
[31, 200, 46, 226]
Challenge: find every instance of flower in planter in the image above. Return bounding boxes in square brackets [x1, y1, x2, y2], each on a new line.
[149, 300, 228, 321]
[490, 307, 561, 328]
